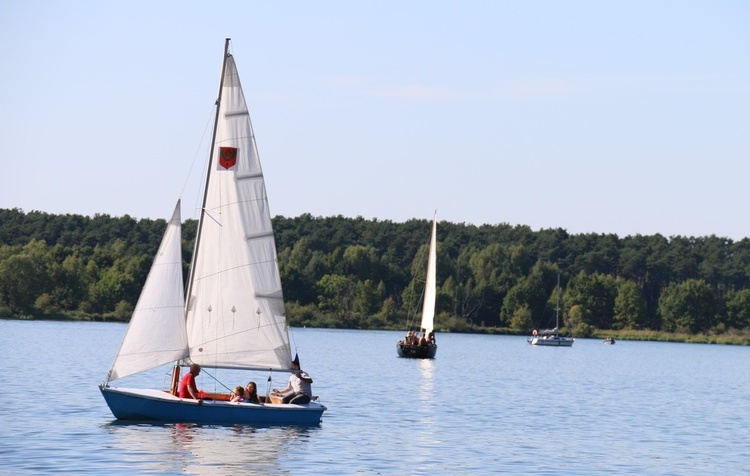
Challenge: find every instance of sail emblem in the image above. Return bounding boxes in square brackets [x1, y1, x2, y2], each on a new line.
[219, 146, 238, 169]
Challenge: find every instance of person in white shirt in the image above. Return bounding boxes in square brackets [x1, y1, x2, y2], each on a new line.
[272, 354, 313, 404]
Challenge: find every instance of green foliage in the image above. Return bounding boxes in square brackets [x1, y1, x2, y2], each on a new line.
[0, 241, 52, 314]
[509, 304, 533, 332]
[2, 208, 750, 342]
[565, 272, 618, 328]
[658, 279, 717, 333]
[613, 279, 648, 330]
[502, 275, 546, 327]
[724, 289, 750, 329]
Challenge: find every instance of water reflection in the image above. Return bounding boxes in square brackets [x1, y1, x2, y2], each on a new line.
[412, 359, 440, 467]
[417, 359, 435, 398]
[8, 323, 747, 475]
[102, 421, 318, 474]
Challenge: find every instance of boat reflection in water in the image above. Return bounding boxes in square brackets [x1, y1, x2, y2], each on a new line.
[103, 421, 318, 475]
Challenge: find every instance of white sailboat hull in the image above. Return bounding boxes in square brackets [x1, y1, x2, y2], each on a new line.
[527, 336, 575, 347]
[100, 386, 326, 425]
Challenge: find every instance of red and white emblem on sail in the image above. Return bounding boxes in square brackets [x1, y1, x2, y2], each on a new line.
[218, 147, 238, 170]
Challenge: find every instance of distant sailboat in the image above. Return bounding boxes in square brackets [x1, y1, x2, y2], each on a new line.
[397, 212, 438, 359]
[528, 275, 574, 347]
[99, 39, 326, 424]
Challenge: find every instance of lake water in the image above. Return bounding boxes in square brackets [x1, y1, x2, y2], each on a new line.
[1, 320, 748, 475]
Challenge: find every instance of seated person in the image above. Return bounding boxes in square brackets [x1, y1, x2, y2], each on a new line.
[244, 381, 264, 404]
[230, 386, 246, 403]
[272, 355, 313, 404]
[178, 363, 202, 402]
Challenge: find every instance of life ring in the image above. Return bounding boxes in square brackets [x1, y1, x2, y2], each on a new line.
[532, 329, 538, 336]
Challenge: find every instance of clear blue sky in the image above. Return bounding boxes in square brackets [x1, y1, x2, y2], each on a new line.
[1, 1, 748, 239]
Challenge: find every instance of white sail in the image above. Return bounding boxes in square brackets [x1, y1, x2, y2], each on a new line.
[185, 54, 292, 371]
[107, 201, 188, 381]
[101, 40, 326, 424]
[420, 212, 437, 334]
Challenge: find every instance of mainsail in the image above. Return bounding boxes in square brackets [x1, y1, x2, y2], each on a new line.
[185, 53, 291, 371]
[420, 212, 437, 334]
[107, 201, 188, 381]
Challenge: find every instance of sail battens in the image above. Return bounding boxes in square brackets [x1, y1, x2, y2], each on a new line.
[255, 292, 284, 300]
[236, 172, 263, 180]
[224, 110, 249, 118]
[246, 231, 274, 240]
[237, 172, 265, 182]
[139, 305, 185, 311]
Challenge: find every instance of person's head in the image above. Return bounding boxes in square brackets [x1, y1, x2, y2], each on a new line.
[292, 353, 301, 370]
[190, 363, 201, 375]
[233, 386, 244, 396]
[245, 381, 257, 396]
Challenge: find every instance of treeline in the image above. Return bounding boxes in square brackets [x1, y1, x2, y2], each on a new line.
[2, 208, 750, 341]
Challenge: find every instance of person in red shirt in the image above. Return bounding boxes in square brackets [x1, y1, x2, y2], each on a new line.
[178, 363, 202, 401]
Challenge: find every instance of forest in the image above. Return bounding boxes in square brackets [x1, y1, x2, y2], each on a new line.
[2, 207, 750, 344]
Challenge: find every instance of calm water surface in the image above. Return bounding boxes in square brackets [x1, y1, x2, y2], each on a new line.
[0, 320, 748, 475]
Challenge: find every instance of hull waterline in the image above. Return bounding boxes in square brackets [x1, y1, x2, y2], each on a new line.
[100, 386, 325, 425]
[527, 337, 575, 347]
[397, 343, 437, 359]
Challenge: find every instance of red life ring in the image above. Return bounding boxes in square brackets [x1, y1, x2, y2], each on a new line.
[532, 329, 538, 336]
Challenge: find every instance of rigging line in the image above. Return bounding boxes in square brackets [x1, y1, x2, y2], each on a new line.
[288, 325, 298, 359]
[180, 104, 217, 219]
[201, 207, 223, 227]
[197, 366, 233, 393]
[188, 321, 288, 347]
[406, 229, 431, 330]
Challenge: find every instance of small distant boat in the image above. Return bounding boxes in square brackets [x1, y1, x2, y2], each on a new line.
[604, 337, 616, 345]
[99, 39, 326, 425]
[397, 212, 438, 359]
[528, 275, 574, 347]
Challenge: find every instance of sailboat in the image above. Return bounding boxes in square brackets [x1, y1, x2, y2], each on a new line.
[397, 212, 438, 359]
[99, 39, 326, 424]
[527, 275, 574, 347]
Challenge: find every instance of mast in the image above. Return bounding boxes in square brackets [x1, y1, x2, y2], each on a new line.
[185, 38, 232, 311]
[554, 274, 561, 329]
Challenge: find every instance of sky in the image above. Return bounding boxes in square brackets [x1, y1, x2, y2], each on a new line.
[1, 1, 749, 240]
